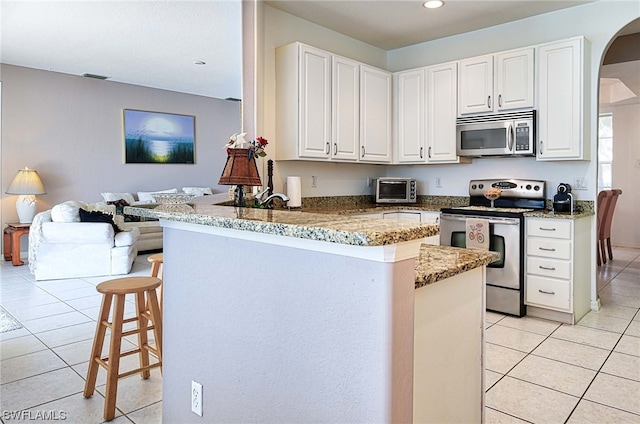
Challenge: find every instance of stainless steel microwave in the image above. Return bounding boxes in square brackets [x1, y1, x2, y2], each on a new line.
[456, 111, 535, 158]
[375, 177, 417, 204]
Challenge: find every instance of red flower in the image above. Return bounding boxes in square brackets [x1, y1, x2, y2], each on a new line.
[256, 137, 268, 147]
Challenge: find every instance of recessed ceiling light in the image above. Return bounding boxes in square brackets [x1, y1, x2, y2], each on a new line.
[194, 61, 206, 65]
[424, 0, 444, 9]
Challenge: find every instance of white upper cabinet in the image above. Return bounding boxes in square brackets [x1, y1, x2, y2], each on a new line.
[360, 65, 393, 163]
[276, 43, 331, 160]
[496, 48, 535, 111]
[426, 62, 460, 163]
[458, 54, 494, 115]
[536, 37, 588, 161]
[394, 69, 426, 163]
[458, 48, 534, 116]
[394, 62, 462, 164]
[332, 56, 360, 161]
[276, 42, 390, 163]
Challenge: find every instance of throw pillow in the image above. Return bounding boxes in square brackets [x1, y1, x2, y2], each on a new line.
[51, 200, 87, 223]
[101, 192, 136, 205]
[137, 188, 178, 204]
[79, 208, 122, 233]
[182, 187, 213, 197]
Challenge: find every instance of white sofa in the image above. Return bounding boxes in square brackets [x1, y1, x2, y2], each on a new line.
[100, 187, 229, 252]
[28, 202, 140, 281]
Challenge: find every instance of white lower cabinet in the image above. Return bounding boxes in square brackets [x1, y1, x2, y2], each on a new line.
[354, 210, 440, 245]
[525, 217, 591, 324]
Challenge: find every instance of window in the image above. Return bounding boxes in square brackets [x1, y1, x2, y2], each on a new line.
[598, 113, 613, 191]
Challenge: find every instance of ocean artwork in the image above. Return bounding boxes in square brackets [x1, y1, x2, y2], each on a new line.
[123, 109, 195, 164]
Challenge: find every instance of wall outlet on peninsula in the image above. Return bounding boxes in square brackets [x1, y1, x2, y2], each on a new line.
[191, 380, 203, 416]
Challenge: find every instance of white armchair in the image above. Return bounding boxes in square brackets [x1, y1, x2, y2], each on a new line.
[28, 201, 140, 281]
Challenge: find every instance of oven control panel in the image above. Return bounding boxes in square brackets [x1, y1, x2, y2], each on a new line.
[469, 179, 546, 199]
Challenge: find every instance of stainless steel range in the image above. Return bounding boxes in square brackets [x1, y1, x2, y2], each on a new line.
[440, 179, 546, 317]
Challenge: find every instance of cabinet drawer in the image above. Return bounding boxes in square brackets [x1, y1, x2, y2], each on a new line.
[527, 238, 571, 260]
[527, 219, 571, 239]
[527, 257, 571, 279]
[526, 275, 571, 311]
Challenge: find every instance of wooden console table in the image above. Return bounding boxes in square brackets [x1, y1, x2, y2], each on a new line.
[3, 223, 30, 266]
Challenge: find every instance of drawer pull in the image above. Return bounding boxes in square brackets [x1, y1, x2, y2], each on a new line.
[539, 227, 556, 231]
[539, 247, 556, 252]
[539, 265, 556, 271]
[538, 289, 555, 295]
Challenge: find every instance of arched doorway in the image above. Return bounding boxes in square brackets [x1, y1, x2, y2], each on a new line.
[596, 18, 640, 291]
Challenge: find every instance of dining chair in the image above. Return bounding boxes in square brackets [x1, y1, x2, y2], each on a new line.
[597, 189, 623, 266]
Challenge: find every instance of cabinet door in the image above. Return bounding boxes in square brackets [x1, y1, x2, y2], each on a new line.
[458, 55, 493, 115]
[496, 48, 534, 111]
[332, 56, 359, 161]
[360, 66, 392, 163]
[299, 45, 331, 159]
[426, 62, 458, 163]
[395, 69, 426, 163]
[383, 211, 422, 221]
[537, 38, 585, 160]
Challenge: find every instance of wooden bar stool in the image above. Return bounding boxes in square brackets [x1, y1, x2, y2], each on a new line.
[83, 277, 163, 421]
[147, 253, 164, 309]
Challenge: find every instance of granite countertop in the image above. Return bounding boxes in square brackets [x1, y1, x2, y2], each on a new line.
[302, 204, 447, 214]
[415, 244, 500, 289]
[124, 204, 439, 247]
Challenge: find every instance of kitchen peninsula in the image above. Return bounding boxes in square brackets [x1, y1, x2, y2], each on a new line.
[126, 204, 497, 423]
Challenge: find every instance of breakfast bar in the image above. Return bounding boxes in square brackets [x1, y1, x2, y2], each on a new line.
[126, 204, 497, 423]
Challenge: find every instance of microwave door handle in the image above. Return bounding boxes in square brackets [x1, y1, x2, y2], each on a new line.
[508, 124, 514, 152]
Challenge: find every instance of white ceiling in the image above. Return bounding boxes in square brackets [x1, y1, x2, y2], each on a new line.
[264, 0, 597, 50]
[0, 0, 635, 100]
[0, 0, 243, 99]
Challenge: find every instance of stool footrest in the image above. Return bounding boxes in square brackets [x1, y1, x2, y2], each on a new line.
[118, 362, 162, 379]
[121, 324, 156, 338]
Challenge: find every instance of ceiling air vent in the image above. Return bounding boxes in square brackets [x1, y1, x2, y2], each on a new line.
[82, 73, 109, 80]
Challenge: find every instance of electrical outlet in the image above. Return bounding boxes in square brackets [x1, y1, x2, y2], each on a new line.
[573, 177, 587, 190]
[191, 380, 203, 417]
[311, 176, 318, 188]
[435, 177, 442, 188]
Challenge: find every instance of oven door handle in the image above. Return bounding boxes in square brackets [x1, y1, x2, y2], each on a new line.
[440, 214, 520, 225]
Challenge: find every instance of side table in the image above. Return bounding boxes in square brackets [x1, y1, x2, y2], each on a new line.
[3, 223, 31, 266]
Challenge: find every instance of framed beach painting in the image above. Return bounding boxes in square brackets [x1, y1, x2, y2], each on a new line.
[123, 109, 195, 164]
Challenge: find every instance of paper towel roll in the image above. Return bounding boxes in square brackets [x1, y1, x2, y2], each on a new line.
[286, 176, 302, 208]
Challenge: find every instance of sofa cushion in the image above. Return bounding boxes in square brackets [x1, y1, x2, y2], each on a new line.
[41, 222, 115, 244]
[137, 188, 178, 203]
[79, 208, 122, 233]
[51, 200, 86, 222]
[114, 227, 140, 247]
[101, 192, 136, 205]
[182, 186, 213, 197]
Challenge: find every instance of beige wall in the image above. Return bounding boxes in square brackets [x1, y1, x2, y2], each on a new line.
[601, 103, 640, 249]
[1, 64, 241, 223]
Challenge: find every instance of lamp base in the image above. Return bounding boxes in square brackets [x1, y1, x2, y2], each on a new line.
[234, 185, 246, 207]
[16, 195, 37, 223]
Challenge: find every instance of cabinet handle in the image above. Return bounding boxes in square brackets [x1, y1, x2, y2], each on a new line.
[498, 94, 503, 108]
[334, 143, 337, 156]
[487, 95, 491, 108]
[326, 142, 330, 155]
[428, 146, 432, 158]
[540, 140, 543, 155]
[538, 289, 555, 295]
[420, 147, 424, 159]
[361, 146, 365, 158]
[539, 265, 556, 271]
[539, 247, 556, 252]
[539, 227, 556, 231]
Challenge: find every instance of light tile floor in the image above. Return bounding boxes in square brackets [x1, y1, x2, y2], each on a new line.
[486, 246, 640, 423]
[1, 247, 639, 423]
